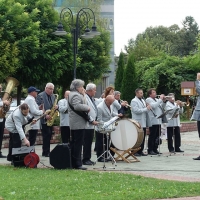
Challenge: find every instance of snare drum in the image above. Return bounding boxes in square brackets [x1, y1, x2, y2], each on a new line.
[110, 118, 144, 150]
[96, 122, 116, 134]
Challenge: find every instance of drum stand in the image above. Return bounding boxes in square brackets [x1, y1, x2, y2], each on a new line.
[93, 132, 116, 170]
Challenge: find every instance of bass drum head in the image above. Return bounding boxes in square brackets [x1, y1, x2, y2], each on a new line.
[111, 119, 139, 150]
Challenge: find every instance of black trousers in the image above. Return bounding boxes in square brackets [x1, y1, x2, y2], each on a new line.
[167, 126, 181, 151]
[138, 128, 146, 154]
[82, 129, 94, 162]
[197, 121, 200, 138]
[41, 124, 53, 155]
[148, 125, 160, 153]
[60, 126, 70, 143]
[28, 129, 38, 146]
[0, 118, 5, 152]
[70, 129, 85, 168]
[7, 132, 21, 161]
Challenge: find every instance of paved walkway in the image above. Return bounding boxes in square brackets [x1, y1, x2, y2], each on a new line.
[1, 131, 200, 199]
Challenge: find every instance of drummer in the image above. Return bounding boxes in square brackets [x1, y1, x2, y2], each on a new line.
[131, 88, 152, 156]
[96, 95, 122, 162]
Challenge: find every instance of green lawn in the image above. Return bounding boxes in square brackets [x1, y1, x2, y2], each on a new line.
[0, 166, 200, 200]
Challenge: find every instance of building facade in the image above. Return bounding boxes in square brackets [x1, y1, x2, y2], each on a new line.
[53, 0, 115, 97]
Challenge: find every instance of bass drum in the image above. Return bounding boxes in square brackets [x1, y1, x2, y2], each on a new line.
[110, 118, 144, 150]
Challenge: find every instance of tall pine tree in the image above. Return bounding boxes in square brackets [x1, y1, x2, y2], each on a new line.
[115, 52, 125, 91]
[121, 52, 138, 107]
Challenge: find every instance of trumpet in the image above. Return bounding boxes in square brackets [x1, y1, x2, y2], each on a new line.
[175, 101, 189, 107]
[156, 95, 172, 98]
[119, 99, 131, 108]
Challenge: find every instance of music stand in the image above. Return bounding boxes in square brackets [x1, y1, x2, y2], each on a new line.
[156, 109, 173, 155]
[93, 117, 119, 170]
[167, 108, 180, 156]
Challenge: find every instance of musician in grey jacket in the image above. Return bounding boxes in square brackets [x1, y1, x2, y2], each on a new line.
[96, 95, 122, 162]
[191, 73, 200, 160]
[0, 84, 10, 158]
[165, 93, 184, 153]
[24, 86, 43, 146]
[68, 79, 90, 170]
[58, 90, 70, 143]
[146, 89, 166, 155]
[131, 88, 152, 156]
[36, 83, 57, 157]
[82, 83, 98, 165]
[5, 103, 33, 162]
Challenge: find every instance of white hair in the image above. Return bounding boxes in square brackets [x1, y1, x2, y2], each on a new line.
[86, 83, 96, 91]
[114, 91, 121, 96]
[70, 79, 85, 91]
[45, 83, 54, 88]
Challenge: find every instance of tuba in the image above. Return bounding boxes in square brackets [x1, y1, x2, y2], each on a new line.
[0, 77, 19, 118]
[47, 94, 59, 126]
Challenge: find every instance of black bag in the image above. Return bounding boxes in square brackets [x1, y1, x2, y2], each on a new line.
[50, 143, 72, 169]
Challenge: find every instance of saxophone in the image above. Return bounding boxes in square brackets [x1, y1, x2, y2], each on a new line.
[47, 94, 59, 126]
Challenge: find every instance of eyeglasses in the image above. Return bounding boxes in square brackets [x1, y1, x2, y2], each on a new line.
[47, 87, 54, 90]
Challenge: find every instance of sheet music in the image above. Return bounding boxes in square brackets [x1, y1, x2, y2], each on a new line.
[102, 116, 119, 128]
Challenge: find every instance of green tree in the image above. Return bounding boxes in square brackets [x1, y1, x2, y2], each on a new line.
[135, 54, 197, 100]
[121, 53, 137, 106]
[115, 52, 125, 91]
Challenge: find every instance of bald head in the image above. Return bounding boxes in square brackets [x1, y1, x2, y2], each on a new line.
[64, 90, 70, 99]
[105, 95, 115, 106]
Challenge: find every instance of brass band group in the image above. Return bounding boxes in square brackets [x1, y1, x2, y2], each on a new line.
[0, 73, 200, 169]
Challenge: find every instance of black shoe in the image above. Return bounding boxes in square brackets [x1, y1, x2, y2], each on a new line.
[169, 150, 175, 153]
[98, 157, 108, 162]
[193, 156, 200, 160]
[0, 153, 6, 158]
[148, 151, 157, 155]
[175, 149, 184, 153]
[141, 152, 147, 156]
[134, 153, 141, 157]
[42, 153, 50, 157]
[155, 150, 162, 154]
[83, 160, 94, 165]
[74, 166, 87, 170]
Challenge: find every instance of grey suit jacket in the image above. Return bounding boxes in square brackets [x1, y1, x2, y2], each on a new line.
[5, 108, 30, 140]
[85, 94, 98, 129]
[97, 100, 118, 123]
[166, 101, 183, 127]
[146, 97, 166, 125]
[58, 98, 69, 127]
[131, 97, 152, 128]
[24, 95, 43, 129]
[36, 91, 56, 124]
[191, 80, 200, 120]
[113, 99, 121, 114]
[68, 91, 90, 130]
